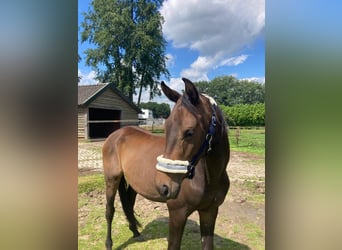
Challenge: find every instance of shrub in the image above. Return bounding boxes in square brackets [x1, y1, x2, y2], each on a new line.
[220, 103, 265, 126]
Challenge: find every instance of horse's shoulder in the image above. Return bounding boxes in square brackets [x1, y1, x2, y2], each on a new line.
[123, 126, 153, 136]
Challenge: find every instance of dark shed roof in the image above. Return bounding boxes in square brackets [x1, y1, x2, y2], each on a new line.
[78, 83, 141, 113]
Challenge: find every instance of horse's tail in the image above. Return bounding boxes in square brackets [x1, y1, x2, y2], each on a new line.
[118, 177, 141, 231]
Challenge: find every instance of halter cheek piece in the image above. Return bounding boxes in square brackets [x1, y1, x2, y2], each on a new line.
[156, 95, 217, 179]
[187, 105, 216, 178]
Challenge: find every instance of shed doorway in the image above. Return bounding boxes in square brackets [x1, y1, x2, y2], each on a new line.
[88, 108, 121, 139]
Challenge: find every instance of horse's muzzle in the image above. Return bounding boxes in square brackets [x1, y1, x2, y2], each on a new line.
[159, 183, 181, 199]
[160, 185, 170, 198]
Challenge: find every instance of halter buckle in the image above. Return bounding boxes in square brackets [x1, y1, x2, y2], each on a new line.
[212, 115, 217, 127]
[187, 164, 195, 179]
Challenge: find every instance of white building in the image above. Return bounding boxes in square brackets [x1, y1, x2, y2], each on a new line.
[139, 109, 153, 119]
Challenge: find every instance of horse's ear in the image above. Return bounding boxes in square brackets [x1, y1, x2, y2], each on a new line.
[183, 78, 199, 106]
[161, 81, 181, 103]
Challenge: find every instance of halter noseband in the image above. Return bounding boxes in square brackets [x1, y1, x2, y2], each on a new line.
[156, 95, 217, 179]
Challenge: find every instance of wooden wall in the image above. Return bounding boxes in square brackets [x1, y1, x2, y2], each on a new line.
[89, 88, 138, 122]
[78, 107, 87, 139]
[78, 88, 139, 139]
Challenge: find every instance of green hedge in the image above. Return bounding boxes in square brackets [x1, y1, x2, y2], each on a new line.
[220, 103, 265, 126]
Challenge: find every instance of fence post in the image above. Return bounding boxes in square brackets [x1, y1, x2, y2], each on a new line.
[236, 126, 241, 146]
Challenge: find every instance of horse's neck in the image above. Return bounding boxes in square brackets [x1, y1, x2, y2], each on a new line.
[212, 112, 228, 151]
[205, 120, 229, 180]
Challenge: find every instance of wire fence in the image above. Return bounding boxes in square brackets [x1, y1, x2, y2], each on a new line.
[78, 121, 265, 170]
[84, 118, 266, 145]
[121, 120, 266, 149]
[138, 118, 165, 132]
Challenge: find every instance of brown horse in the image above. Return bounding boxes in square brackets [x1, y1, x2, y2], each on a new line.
[103, 78, 230, 250]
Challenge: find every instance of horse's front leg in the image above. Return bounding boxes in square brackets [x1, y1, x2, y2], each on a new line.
[167, 207, 188, 250]
[198, 206, 219, 250]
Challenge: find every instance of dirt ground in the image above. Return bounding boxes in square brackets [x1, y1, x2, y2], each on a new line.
[78, 141, 265, 248]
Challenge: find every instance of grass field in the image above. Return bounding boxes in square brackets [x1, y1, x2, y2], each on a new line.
[228, 127, 265, 156]
[150, 126, 265, 157]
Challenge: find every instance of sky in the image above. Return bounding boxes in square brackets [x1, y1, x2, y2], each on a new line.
[78, 0, 265, 104]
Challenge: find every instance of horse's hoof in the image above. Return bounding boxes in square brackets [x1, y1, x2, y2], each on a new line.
[133, 234, 144, 242]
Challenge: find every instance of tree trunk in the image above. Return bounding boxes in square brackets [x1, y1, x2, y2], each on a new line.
[137, 72, 145, 106]
[128, 63, 134, 101]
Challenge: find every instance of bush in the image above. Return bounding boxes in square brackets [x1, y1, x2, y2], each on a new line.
[220, 103, 265, 126]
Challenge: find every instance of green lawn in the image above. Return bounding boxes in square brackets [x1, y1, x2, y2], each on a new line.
[150, 126, 265, 156]
[228, 127, 265, 156]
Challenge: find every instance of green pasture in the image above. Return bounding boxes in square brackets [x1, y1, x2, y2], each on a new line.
[228, 127, 265, 156]
[149, 126, 265, 157]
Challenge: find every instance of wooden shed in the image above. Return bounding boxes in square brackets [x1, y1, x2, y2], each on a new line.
[78, 83, 141, 140]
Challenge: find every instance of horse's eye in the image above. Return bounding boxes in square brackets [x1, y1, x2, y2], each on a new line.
[184, 129, 194, 139]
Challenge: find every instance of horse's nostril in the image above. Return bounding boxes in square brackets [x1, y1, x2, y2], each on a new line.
[161, 185, 169, 197]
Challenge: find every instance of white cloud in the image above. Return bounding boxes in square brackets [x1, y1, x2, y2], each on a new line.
[168, 77, 185, 93]
[165, 53, 175, 68]
[159, 77, 184, 108]
[181, 65, 209, 81]
[241, 76, 265, 83]
[218, 54, 248, 67]
[160, 0, 264, 81]
[181, 56, 211, 81]
[181, 54, 249, 81]
[78, 69, 98, 85]
[133, 88, 150, 104]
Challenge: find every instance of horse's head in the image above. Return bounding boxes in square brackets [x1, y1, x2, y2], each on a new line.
[155, 78, 217, 199]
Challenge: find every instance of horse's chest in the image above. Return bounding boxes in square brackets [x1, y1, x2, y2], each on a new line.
[201, 186, 225, 207]
[183, 165, 228, 207]
[185, 183, 225, 209]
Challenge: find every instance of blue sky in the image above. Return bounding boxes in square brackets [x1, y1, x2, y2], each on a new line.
[78, 0, 265, 104]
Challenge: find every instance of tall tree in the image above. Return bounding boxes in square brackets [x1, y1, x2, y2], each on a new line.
[80, 0, 169, 103]
[195, 76, 265, 106]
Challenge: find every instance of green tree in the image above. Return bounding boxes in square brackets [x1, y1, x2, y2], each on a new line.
[140, 102, 170, 118]
[80, 0, 169, 104]
[195, 75, 265, 106]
